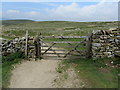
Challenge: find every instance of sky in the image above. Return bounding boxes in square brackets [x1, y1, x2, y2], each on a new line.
[1, 1, 119, 22]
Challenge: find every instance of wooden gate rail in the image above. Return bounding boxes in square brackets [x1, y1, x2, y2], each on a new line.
[41, 45, 80, 48]
[42, 41, 85, 44]
[40, 36, 88, 39]
[41, 49, 67, 51]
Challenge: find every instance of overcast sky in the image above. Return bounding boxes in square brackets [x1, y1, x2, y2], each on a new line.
[1, 1, 118, 22]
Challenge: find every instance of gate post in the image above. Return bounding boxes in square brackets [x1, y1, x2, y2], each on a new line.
[25, 30, 28, 57]
[86, 32, 92, 58]
[38, 33, 42, 59]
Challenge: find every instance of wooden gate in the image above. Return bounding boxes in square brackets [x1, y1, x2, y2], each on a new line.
[25, 31, 91, 59]
[38, 34, 91, 59]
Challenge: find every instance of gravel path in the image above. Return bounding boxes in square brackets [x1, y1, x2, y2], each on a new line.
[9, 59, 59, 88]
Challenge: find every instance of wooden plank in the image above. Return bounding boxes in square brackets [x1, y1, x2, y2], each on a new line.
[42, 53, 65, 54]
[41, 49, 67, 51]
[43, 41, 84, 44]
[41, 45, 71, 48]
[42, 52, 84, 55]
[42, 55, 85, 59]
[40, 36, 88, 39]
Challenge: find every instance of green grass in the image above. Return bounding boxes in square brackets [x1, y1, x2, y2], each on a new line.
[2, 52, 26, 88]
[61, 58, 119, 88]
[2, 21, 118, 40]
[0, 60, 2, 88]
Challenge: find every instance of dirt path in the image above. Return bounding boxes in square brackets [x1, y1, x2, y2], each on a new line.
[9, 60, 59, 88]
[9, 45, 84, 88]
[9, 44, 63, 88]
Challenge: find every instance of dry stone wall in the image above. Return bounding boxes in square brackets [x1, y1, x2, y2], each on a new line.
[1, 37, 26, 56]
[91, 28, 120, 58]
[1, 36, 36, 58]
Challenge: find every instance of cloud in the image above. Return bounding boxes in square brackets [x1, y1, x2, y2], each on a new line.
[27, 11, 39, 15]
[3, 2, 118, 21]
[7, 10, 20, 13]
[45, 2, 118, 21]
[3, 10, 47, 20]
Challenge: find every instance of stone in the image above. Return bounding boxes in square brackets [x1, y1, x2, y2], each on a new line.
[92, 46, 98, 50]
[15, 38, 19, 41]
[103, 52, 112, 56]
[114, 51, 120, 56]
[100, 40, 105, 43]
[92, 30, 102, 35]
[115, 39, 120, 43]
[92, 43, 101, 47]
[109, 28, 117, 30]
[21, 37, 26, 40]
[116, 36, 120, 39]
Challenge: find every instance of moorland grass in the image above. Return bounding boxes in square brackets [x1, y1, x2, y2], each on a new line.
[61, 57, 119, 88]
[2, 21, 118, 39]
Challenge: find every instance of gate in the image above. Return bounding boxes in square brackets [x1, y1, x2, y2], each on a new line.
[39, 34, 90, 59]
[25, 32, 91, 59]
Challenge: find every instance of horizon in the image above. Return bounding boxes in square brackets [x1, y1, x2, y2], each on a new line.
[1, 1, 118, 22]
[1, 19, 118, 23]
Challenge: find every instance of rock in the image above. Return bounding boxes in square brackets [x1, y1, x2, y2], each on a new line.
[108, 55, 114, 58]
[92, 43, 101, 47]
[103, 52, 111, 56]
[114, 51, 120, 56]
[92, 30, 102, 35]
[109, 28, 117, 30]
[21, 37, 25, 40]
[15, 38, 19, 41]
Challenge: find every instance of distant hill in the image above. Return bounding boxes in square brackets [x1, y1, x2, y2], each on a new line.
[1, 19, 35, 25]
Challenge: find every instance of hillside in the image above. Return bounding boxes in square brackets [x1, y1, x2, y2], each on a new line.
[1, 19, 35, 26]
[2, 21, 118, 40]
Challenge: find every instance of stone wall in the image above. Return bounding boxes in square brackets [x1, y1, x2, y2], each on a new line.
[1, 37, 26, 56]
[1, 36, 36, 58]
[91, 28, 120, 58]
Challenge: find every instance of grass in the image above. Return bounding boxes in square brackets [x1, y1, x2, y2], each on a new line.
[2, 21, 118, 40]
[2, 52, 26, 88]
[0, 60, 2, 88]
[60, 57, 119, 88]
